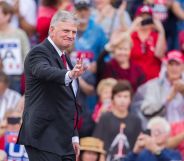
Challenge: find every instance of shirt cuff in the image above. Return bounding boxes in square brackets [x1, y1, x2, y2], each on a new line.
[65, 71, 73, 86]
[72, 136, 79, 143]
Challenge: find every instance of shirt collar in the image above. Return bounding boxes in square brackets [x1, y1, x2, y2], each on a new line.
[47, 36, 64, 57]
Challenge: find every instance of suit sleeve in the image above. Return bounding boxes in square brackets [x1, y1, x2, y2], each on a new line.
[28, 47, 68, 84]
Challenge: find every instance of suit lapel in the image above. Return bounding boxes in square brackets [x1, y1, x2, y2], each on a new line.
[43, 39, 80, 99]
[43, 39, 65, 69]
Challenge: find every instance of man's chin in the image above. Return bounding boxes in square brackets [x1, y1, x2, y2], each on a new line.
[61, 44, 73, 50]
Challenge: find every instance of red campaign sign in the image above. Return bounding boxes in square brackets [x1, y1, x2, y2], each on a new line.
[153, 0, 168, 21]
[75, 51, 94, 60]
[70, 51, 94, 66]
[6, 135, 17, 144]
[5, 132, 29, 160]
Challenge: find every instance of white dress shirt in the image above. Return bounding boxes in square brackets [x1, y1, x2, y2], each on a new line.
[48, 37, 79, 143]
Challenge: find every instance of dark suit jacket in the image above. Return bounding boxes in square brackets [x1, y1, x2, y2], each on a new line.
[17, 39, 80, 156]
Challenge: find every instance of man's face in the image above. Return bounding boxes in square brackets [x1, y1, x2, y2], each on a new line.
[82, 151, 99, 161]
[112, 91, 131, 112]
[75, 8, 90, 25]
[139, 14, 154, 30]
[49, 21, 77, 50]
[150, 124, 168, 146]
[114, 42, 131, 64]
[0, 7, 10, 26]
[100, 86, 113, 102]
[167, 60, 183, 81]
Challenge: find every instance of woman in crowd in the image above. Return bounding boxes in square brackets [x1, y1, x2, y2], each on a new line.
[0, 1, 30, 93]
[97, 32, 145, 92]
[130, 5, 166, 81]
[92, 78, 117, 123]
[79, 137, 106, 161]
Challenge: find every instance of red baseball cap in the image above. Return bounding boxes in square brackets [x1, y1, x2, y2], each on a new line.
[164, 50, 184, 63]
[136, 5, 153, 16]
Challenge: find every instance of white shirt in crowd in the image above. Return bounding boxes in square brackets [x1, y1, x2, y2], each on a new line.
[0, 88, 21, 121]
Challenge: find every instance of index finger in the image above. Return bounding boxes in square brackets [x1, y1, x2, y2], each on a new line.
[79, 54, 85, 64]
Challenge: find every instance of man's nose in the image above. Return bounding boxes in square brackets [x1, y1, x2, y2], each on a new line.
[68, 31, 75, 38]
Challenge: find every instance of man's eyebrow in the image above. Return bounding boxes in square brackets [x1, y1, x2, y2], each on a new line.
[62, 29, 77, 33]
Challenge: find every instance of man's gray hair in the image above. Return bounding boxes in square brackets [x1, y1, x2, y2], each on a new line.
[50, 10, 78, 28]
[147, 116, 171, 134]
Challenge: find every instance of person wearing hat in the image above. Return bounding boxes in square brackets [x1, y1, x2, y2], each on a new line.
[129, 5, 166, 81]
[132, 50, 184, 128]
[79, 137, 105, 161]
[74, 0, 107, 61]
[73, 0, 108, 76]
[97, 32, 146, 92]
[141, 0, 176, 51]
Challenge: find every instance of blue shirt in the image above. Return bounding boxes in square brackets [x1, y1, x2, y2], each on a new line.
[74, 19, 108, 61]
[176, 0, 184, 32]
[123, 149, 182, 161]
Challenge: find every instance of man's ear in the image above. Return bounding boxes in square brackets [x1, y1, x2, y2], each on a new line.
[49, 26, 54, 36]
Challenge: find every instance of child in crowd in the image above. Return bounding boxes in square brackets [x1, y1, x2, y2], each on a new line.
[0, 109, 28, 160]
[92, 78, 117, 123]
[79, 137, 106, 161]
[93, 80, 142, 158]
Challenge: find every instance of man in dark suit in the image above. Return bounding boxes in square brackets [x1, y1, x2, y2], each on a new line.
[17, 10, 87, 161]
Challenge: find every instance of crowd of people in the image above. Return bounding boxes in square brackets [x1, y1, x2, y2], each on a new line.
[0, 0, 184, 160]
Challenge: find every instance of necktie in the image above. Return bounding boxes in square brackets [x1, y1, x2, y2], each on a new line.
[61, 54, 67, 68]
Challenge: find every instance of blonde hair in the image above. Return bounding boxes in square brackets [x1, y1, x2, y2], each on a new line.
[111, 32, 133, 52]
[97, 78, 117, 96]
[147, 116, 171, 134]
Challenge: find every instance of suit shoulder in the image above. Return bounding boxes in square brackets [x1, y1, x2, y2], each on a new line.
[24, 42, 50, 66]
[27, 42, 49, 57]
[31, 42, 48, 53]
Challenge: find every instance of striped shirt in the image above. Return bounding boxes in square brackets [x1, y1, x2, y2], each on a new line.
[0, 88, 21, 121]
